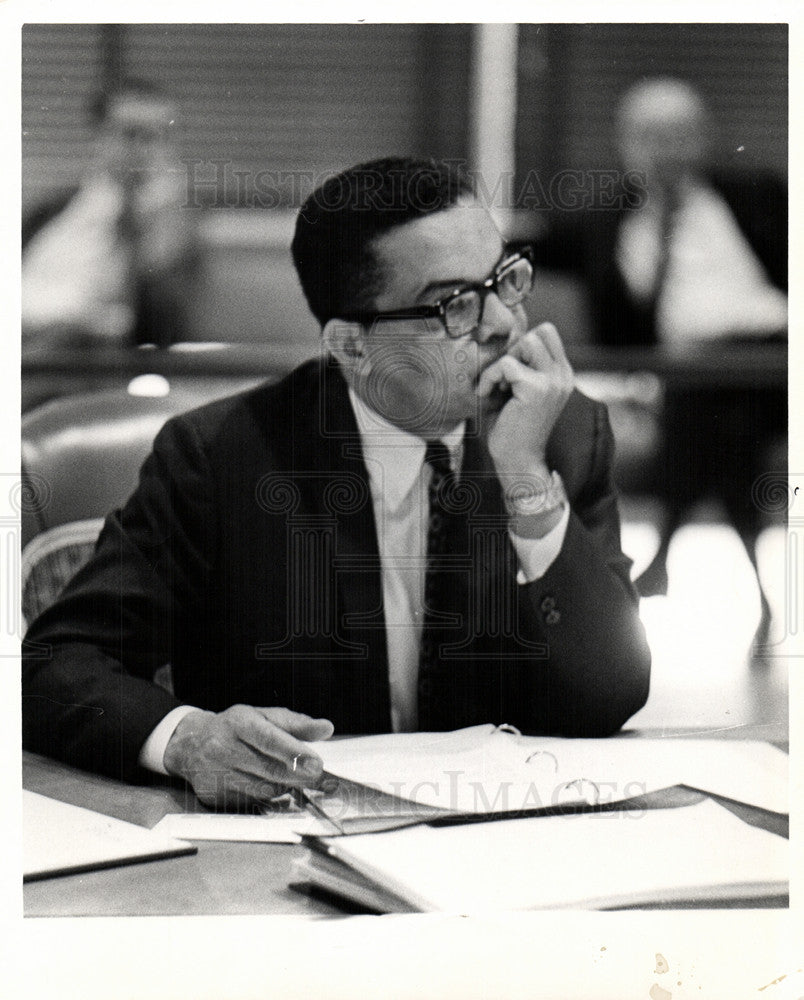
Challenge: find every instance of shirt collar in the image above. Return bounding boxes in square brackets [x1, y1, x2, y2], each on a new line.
[348, 387, 464, 512]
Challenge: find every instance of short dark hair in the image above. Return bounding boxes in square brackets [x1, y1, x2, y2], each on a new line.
[291, 157, 475, 327]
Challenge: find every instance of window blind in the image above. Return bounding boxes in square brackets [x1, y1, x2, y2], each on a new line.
[22, 23, 472, 211]
[22, 24, 105, 206]
[516, 23, 787, 185]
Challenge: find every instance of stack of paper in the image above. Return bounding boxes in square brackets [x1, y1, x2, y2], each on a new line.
[294, 727, 788, 911]
[297, 799, 788, 912]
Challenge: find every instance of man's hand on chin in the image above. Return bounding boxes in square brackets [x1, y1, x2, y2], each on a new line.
[162, 705, 334, 809]
[476, 321, 574, 483]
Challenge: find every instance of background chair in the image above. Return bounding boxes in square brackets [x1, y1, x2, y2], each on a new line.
[20, 379, 257, 629]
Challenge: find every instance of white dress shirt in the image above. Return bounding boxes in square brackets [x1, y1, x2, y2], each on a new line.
[616, 179, 787, 341]
[138, 386, 569, 770]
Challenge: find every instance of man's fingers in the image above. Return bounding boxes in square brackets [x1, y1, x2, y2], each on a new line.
[232, 707, 327, 781]
[494, 354, 545, 391]
[509, 330, 553, 370]
[194, 765, 285, 809]
[480, 324, 568, 400]
[476, 356, 507, 397]
[511, 324, 572, 373]
[478, 354, 535, 396]
[535, 322, 573, 378]
[169, 705, 336, 810]
[260, 707, 335, 742]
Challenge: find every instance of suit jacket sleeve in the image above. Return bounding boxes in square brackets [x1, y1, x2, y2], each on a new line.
[22, 414, 217, 781]
[514, 398, 651, 735]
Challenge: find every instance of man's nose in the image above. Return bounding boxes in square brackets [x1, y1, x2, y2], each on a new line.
[474, 292, 517, 343]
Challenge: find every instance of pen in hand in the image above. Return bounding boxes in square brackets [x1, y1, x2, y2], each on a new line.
[291, 755, 345, 835]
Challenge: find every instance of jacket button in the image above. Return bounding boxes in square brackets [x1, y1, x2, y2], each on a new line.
[540, 595, 556, 613]
[545, 609, 561, 626]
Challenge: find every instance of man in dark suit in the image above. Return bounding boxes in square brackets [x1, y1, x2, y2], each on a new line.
[532, 79, 787, 599]
[22, 158, 651, 808]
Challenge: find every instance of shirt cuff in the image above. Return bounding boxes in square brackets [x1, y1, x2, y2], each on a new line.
[511, 503, 571, 584]
[137, 704, 201, 775]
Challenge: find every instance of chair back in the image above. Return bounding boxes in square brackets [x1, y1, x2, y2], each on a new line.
[21, 384, 250, 548]
[20, 382, 254, 629]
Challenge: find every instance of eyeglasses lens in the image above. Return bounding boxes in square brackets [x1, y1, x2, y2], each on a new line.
[497, 258, 533, 305]
[443, 257, 533, 337]
[444, 292, 481, 337]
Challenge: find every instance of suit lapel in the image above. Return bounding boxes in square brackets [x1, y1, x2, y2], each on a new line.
[297, 358, 391, 725]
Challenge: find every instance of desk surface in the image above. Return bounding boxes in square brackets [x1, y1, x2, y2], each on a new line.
[22, 721, 789, 918]
[22, 752, 346, 918]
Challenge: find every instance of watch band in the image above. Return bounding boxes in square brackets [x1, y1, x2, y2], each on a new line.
[505, 470, 567, 519]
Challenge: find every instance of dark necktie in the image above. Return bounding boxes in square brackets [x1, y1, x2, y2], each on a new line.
[418, 440, 461, 728]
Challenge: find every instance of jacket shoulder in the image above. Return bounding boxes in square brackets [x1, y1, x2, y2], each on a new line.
[163, 358, 323, 447]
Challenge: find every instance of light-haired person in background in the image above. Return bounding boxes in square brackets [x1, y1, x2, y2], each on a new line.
[533, 77, 787, 618]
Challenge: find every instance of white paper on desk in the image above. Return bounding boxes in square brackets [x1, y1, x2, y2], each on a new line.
[551, 737, 788, 815]
[319, 799, 788, 912]
[151, 812, 324, 843]
[313, 726, 562, 813]
[23, 791, 194, 880]
[313, 725, 597, 813]
[310, 728, 788, 815]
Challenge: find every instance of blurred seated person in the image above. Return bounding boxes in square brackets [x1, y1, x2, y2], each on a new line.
[22, 78, 199, 349]
[533, 77, 787, 346]
[532, 78, 787, 607]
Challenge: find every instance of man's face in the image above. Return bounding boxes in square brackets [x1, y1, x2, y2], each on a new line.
[354, 197, 528, 437]
[96, 93, 178, 187]
[617, 87, 708, 191]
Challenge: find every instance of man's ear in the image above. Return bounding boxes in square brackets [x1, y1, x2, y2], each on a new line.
[322, 319, 369, 375]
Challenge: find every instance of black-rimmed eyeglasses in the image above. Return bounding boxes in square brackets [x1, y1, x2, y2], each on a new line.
[339, 245, 535, 340]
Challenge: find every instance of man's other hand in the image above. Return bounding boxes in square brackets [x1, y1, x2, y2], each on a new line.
[162, 705, 335, 809]
[477, 322, 574, 480]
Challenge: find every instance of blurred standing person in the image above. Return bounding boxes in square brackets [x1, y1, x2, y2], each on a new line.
[22, 78, 199, 348]
[533, 77, 787, 610]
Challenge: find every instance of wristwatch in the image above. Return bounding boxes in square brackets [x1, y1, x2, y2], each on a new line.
[505, 470, 567, 519]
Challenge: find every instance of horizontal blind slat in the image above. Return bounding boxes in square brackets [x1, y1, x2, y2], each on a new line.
[22, 23, 430, 209]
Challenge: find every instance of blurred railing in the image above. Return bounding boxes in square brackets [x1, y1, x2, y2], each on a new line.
[566, 340, 787, 389]
[21, 341, 313, 412]
[22, 338, 787, 412]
